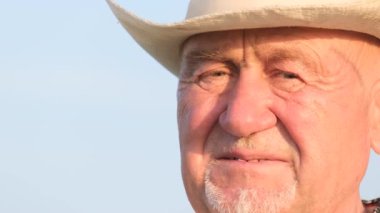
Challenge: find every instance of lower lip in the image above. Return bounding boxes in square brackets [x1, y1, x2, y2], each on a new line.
[208, 159, 293, 188]
[215, 159, 290, 173]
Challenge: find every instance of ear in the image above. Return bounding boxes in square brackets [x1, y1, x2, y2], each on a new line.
[369, 80, 380, 154]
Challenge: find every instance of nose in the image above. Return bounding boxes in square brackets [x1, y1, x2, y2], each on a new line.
[219, 70, 277, 137]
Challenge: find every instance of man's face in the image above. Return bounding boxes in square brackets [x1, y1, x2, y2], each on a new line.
[177, 28, 379, 213]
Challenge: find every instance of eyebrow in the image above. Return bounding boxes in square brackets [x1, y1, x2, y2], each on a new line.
[180, 45, 324, 78]
[258, 47, 316, 67]
[180, 49, 234, 78]
[263, 49, 304, 63]
[262, 45, 363, 83]
[259, 46, 326, 78]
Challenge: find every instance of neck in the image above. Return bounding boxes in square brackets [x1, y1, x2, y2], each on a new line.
[319, 192, 365, 213]
[287, 191, 365, 213]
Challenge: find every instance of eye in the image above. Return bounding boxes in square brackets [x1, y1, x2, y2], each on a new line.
[269, 70, 305, 92]
[201, 70, 230, 79]
[278, 72, 299, 79]
[196, 65, 237, 93]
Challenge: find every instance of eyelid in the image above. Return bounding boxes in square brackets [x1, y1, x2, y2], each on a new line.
[270, 69, 300, 78]
[179, 61, 228, 84]
[266, 59, 307, 80]
[195, 60, 237, 75]
[267, 69, 306, 93]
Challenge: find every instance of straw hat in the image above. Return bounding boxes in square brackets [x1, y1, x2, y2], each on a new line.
[106, 0, 380, 76]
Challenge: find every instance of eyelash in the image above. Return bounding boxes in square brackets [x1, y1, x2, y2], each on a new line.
[197, 70, 232, 80]
[191, 64, 237, 92]
[194, 68, 301, 84]
[195, 62, 236, 79]
[271, 70, 300, 79]
[180, 60, 306, 94]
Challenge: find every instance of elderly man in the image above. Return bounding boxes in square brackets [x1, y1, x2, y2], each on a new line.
[107, 0, 380, 212]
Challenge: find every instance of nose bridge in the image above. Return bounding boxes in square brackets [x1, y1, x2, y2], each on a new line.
[219, 67, 277, 137]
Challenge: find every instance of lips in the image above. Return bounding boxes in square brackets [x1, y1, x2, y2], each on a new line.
[220, 157, 266, 163]
[216, 149, 287, 163]
[209, 149, 292, 189]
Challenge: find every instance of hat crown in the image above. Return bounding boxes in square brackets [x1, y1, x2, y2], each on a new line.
[107, 0, 380, 75]
[186, 0, 360, 18]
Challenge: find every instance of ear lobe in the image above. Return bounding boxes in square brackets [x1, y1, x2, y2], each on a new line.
[372, 139, 380, 154]
[369, 80, 380, 154]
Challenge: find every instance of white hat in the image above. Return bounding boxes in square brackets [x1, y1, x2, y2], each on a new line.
[106, 0, 380, 76]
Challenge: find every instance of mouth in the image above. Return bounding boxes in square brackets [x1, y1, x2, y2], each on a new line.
[209, 150, 293, 189]
[215, 149, 287, 164]
[219, 157, 269, 163]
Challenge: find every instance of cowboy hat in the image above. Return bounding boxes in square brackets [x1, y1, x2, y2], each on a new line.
[106, 0, 380, 76]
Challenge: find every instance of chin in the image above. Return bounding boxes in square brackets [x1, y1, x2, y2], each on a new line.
[203, 168, 297, 213]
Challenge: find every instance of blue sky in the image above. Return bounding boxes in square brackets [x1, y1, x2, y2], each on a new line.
[0, 1, 378, 212]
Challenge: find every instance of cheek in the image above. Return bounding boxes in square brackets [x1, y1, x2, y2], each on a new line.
[177, 88, 227, 188]
[177, 88, 226, 151]
[275, 82, 370, 155]
[273, 85, 371, 195]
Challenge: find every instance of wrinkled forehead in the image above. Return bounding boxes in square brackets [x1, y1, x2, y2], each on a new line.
[181, 27, 380, 55]
[180, 28, 380, 80]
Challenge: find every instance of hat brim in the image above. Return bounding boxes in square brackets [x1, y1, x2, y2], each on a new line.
[107, 0, 380, 76]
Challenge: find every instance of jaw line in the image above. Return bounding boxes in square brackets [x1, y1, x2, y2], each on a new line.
[203, 164, 298, 213]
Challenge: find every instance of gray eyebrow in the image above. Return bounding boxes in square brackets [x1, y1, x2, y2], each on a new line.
[256, 46, 323, 75]
[179, 49, 232, 78]
[256, 47, 312, 65]
[185, 49, 225, 61]
[179, 44, 333, 79]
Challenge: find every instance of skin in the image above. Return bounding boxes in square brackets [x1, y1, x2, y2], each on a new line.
[177, 28, 380, 213]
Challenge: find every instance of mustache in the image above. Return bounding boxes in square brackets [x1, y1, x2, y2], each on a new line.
[206, 122, 298, 155]
[234, 136, 259, 149]
[209, 133, 272, 153]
